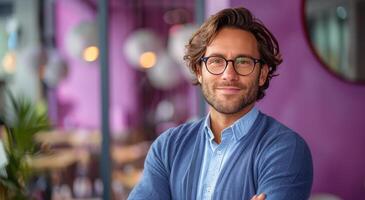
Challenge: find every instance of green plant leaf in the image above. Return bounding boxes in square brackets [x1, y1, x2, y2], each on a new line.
[0, 91, 51, 198]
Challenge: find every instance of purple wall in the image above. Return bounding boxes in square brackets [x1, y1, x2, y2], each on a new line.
[54, 0, 198, 135]
[55, 0, 139, 132]
[228, 0, 365, 198]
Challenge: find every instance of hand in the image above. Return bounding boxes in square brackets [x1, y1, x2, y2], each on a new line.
[251, 193, 266, 200]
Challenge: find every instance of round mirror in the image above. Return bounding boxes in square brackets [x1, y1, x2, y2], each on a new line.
[303, 0, 365, 83]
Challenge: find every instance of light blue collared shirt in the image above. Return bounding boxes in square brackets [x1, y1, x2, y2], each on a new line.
[196, 107, 259, 200]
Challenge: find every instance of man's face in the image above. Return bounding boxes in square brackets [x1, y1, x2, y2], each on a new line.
[197, 27, 268, 115]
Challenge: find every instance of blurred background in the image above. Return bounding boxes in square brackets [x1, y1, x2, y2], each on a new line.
[0, 0, 364, 199]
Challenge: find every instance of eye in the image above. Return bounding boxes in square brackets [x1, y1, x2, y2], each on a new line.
[235, 57, 253, 65]
[208, 57, 225, 65]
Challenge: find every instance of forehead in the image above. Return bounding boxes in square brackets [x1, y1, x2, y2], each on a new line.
[205, 27, 260, 58]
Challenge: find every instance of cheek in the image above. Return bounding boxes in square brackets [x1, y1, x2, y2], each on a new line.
[199, 69, 212, 84]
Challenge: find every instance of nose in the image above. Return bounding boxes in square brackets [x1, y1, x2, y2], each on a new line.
[221, 61, 239, 81]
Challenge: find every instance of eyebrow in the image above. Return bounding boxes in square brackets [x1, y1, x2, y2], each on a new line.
[205, 53, 260, 60]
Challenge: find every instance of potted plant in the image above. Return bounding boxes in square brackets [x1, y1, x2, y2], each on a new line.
[0, 92, 51, 199]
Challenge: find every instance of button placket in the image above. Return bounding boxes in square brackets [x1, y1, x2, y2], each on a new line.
[200, 131, 233, 200]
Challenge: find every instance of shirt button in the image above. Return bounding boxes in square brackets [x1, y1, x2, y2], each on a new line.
[217, 150, 222, 155]
[207, 186, 212, 193]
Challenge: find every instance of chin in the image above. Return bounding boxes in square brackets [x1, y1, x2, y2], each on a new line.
[213, 104, 244, 115]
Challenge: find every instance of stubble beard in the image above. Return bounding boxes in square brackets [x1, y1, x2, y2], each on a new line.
[201, 79, 260, 115]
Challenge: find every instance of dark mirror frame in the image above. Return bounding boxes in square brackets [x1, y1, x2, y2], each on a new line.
[301, 0, 365, 85]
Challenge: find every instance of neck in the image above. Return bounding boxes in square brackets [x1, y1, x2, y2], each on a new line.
[209, 103, 255, 144]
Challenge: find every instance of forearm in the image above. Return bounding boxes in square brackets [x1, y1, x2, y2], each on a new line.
[257, 133, 313, 200]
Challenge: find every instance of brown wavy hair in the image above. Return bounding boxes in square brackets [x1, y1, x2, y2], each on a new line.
[183, 7, 282, 100]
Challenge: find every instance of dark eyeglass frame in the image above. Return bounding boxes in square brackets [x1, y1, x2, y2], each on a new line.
[200, 55, 264, 76]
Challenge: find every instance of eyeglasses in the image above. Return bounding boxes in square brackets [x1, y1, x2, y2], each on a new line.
[200, 56, 263, 76]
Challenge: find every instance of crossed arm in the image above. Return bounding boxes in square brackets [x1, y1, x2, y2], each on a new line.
[128, 131, 313, 200]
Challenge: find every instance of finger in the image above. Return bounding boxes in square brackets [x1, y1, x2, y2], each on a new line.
[257, 193, 266, 200]
[250, 195, 258, 200]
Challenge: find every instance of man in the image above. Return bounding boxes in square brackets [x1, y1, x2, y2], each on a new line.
[128, 7, 313, 200]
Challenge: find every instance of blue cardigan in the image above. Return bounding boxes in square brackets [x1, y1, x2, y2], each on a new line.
[128, 112, 313, 200]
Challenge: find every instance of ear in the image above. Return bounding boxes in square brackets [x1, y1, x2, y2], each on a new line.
[196, 64, 202, 84]
[259, 64, 269, 87]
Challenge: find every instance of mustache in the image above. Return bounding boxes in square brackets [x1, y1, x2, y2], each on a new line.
[215, 82, 245, 89]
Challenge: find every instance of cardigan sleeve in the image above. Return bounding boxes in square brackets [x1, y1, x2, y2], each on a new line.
[256, 131, 313, 200]
[128, 131, 172, 200]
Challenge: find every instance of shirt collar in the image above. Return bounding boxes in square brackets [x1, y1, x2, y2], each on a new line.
[203, 107, 259, 142]
[203, 115, 215, 142]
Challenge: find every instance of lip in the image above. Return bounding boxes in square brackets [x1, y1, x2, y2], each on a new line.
[216, 86, 242, 94]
